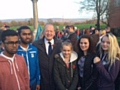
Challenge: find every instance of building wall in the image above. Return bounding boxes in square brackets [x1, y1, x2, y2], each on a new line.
[109, 0, 120, 28]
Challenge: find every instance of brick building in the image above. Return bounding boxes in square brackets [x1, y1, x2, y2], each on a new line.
[109, 0, 120, 28]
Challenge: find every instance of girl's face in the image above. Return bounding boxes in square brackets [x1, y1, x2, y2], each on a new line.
[62, 45, 72, 58]
[101, 36, 110, 51]
[79, 38, 90, 52]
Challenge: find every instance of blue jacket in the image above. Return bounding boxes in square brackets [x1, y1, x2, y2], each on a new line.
[17, 44, 40, 86]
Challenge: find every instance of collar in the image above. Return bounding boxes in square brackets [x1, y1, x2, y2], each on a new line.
[1, 52, 15, 62]
[60, 51, 78, 63]
[20, 45, 29, 51]
[44, 38, 54, 45]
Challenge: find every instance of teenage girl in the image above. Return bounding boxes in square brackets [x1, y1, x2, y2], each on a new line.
[77, 35, 98, 90]
[54, 41, 78, 90]
[94, 33, 120, 90]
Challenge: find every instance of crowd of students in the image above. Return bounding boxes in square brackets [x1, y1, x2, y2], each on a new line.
[0, 24, 120, 90]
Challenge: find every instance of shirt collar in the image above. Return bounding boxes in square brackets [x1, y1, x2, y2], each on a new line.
[20, 45, 29, 51]
[44, 38, 54, 45]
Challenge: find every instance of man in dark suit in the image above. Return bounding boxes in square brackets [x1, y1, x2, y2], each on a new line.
[33, 24, 61, 90]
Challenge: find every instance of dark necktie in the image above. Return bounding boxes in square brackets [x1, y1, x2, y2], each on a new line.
[48, 42, 52, 55]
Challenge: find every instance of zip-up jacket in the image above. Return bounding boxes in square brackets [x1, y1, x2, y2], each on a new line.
[17, 44, 40, 86]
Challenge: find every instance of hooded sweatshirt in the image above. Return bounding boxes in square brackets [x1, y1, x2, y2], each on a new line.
[54, 51, 78, 90]
[0, 53, 30, 90]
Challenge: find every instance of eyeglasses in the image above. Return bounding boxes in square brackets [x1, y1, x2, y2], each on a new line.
[4, 41, 20, 45]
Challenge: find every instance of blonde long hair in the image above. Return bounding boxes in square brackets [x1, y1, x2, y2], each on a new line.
[100, 33, 120, 69]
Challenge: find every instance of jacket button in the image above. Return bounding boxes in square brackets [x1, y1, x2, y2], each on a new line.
[68, 80, 70, 83]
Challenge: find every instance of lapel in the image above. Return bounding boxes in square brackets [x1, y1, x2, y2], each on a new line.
[51, 38, 60, 55]
[37, 38, 48, 57]
[36, 38, 61, 58]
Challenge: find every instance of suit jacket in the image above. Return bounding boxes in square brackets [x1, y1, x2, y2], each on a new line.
[33, 38, 62, 90]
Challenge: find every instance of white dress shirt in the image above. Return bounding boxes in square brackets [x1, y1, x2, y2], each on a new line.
[44, 38, 54, 55]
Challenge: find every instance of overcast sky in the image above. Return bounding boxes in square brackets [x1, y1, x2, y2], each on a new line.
[0, 0, 93, 19]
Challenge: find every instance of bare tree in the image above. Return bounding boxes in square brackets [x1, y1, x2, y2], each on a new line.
[100, 0, 111, 26]
[79, 0, 110, 29]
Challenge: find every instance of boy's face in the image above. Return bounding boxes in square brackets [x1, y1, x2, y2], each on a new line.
[20, 29, 32, 44]
[3, 36, 19, 57]
[68, 27, 74, 33]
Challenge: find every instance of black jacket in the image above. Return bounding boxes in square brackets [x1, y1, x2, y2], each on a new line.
[54, 51, 79, 90]
[33, 38, 62, 90]
[78, 53, 98, 90]
[68, 33, 78, 52]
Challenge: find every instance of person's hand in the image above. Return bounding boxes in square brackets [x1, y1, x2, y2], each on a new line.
[94, 57, 100, 64]
[36, 85, 40, 90]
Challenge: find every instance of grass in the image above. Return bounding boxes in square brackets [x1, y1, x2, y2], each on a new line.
[75, 24, 106, 30]
[10, 24, 107, 31]
[55, 24, 106, 30]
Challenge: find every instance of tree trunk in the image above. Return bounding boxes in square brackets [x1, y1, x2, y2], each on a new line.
[96, 13, 100, 30]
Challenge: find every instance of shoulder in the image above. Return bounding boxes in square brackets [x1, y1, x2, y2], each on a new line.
[69, 33, 77, 38]
[15, 54, 25, 61]
[87, 53, 97, 59]
[15, 54, 23, 58]
[33, 39, 43, 44]
[54, 54, 63, 62]
[32, 39, 44, 46]
[17, 45, 22, 51]
[55, 54, 60, 59]
[71, 33, 77, 36]
[15, 54, 28, 65]
[29, 44, 38, 51]
[0, 55, 6, 61]
[115, 58, 120, 65]
[85, 53, 99, 64]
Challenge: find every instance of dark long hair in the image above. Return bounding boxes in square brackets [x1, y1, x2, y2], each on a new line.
[77, 35, 96, 57]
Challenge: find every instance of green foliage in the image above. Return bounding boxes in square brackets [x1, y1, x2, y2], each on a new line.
[55, 24, 106, 30]
[74, 24, 106, 30]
